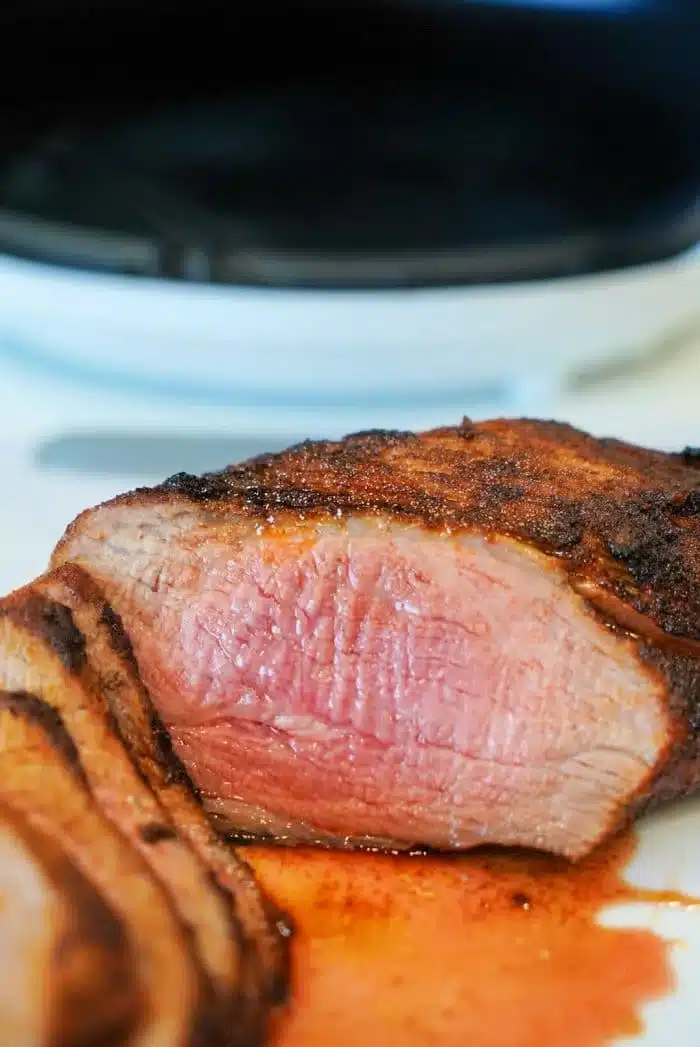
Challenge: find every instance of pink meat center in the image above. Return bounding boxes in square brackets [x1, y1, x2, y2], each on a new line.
[91, 522, 668, 857]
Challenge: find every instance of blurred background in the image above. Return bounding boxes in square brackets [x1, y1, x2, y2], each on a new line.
[0, 0, 699, 591]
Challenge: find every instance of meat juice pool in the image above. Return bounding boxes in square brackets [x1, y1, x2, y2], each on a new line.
[247, 833, 695, 1047]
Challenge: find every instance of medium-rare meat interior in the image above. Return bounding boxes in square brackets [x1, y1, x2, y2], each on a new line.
[0, 800, 137, 1047]
[52, 419, 700, 860]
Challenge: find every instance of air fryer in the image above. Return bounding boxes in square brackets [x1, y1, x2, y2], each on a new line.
[0, 0, 699, 289]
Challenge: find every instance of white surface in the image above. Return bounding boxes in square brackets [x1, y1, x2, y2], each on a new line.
[0, 248, 698, 406]
[601, 798, 700, 1046]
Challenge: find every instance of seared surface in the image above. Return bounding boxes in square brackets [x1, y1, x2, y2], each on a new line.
[0, 647, 211, 1045]
[51, 419, 700, 859]
[0, 694, 206, 1044]
[39, 564, 290, 1034]
[0, 572, 289, 1046]
[1, 575, 250, 1044]
[66, 416, 700, 639]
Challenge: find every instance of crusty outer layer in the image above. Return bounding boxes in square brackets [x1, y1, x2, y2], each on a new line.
[0, 568, 290, 1046]
[54, 418, 700, 827]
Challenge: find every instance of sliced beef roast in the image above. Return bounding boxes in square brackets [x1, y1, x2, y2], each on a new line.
[0, 800, 137, 1047]
[33, 564, 289, 1034]
[0, 575, 252, 1045]
[52, 419, 700, 860]
[0, 683, 209, 1047]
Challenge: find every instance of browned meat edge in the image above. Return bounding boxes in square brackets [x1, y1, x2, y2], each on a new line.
[23, 564, 291, 1038]
[0, 798, 139, 1047]
[0, 580, 261, 1045]
[0, 684, 216, 1047]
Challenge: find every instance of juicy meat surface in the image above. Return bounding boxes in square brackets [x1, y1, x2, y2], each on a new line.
[52, 418, 700, 859]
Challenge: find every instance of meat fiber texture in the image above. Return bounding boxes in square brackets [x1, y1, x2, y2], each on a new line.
[50, 418, 700, 862]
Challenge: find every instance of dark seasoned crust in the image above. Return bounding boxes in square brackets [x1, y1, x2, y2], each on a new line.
[41, 564, 291, 1035]
[0, 675, 210, 1046]
[139, 822, 179, 844]
[3, 595, 87, 675]
[0, 691, 88, 789]
[4, 572, 273, 1047]
[71, 418, 700, 645]
[55, 418, 700, 829]
[98, 600, 192, 787]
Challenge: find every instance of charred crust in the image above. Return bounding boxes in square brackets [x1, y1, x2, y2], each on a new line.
[99, 602, 140, 676]
[483, 481, 525, 505]
[0, 691, 89, 789]
[675, 490, 700, 517]
[98, 601, 194, 790]
[602, 494, 691, 611]
[162, 471, 233, 503]
[239, 483, 356, 516]
[606, 531, 682, 586]
[149, 707, 198, 790]
[141, 420, 700, 642]
[94, 597, 203, 796]
[680, 446, 700, 468]
[0, 592, 86, 675]
[255, 905, 292, 1007]
[6, 597, 88, 674]
[139, 821, 178, 844]
[40, 601, 86, 674]
[624, 641, 700, 828]
[343, 428, 413, 443]
[202, 862, 292, 1016]
[518, 497, 584, 551]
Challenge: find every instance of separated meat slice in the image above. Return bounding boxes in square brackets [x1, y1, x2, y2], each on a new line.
[0, 576, 251, 1046]
[0, 800, 138, 1047]
[37, 564, 290, 1032]
[0, 686, 212, 1047]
